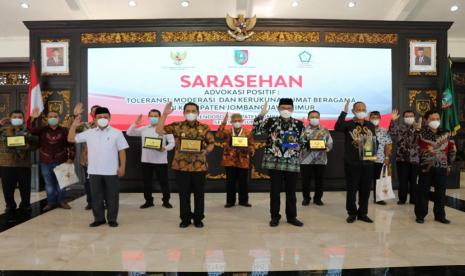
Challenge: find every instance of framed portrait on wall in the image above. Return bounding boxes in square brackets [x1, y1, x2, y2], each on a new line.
[40, 39, 70, 75]
[408, 40, 437, 76]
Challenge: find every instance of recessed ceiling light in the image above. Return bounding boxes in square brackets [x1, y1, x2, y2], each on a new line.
[20, 2, 29, 9]
[291, 0, 300, 8]
[450, 5, 459, 12]
[348, 1, 356, 8]
[181, 0, 190, 7]
[128, 0, 137, 7]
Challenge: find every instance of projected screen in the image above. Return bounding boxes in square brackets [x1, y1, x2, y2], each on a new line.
[88, 46, 392, 130]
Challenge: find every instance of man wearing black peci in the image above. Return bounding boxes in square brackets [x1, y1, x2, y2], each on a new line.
[335, 100, 376, 223]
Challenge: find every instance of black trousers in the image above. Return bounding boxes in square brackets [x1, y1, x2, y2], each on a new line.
[396, 161, 418, 203]
[89, 175, 120, 223]
[225, 166, 249, 205]
[0, 166, 31, 209]
[269, 169, 298, 220]
[175, 170, 205, 223]
[372, 162, 384, 202]
[415, 168, 447, 220]
[141, 163, 170, 203]
[82, 166, 92, 204]
[344, 162, 373, 216]
[300, 164, 326, 201]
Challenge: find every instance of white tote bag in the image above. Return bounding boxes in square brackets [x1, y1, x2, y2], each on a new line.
[376, 164, 396, 201]
[53, 163, 79, 189]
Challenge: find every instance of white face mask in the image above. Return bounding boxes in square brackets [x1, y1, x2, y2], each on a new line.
[354, 112, 367, 120]
[97, 118, 109, 128]
[11, 118, 23, 126]
[232, 122, 242, 129]
[309, 118, 319, 126]
[404, 117, 415, 125]
[370, 119, 380, 126]
[428, 120, 440, 129]
[185, 113, 198, 122]
[279, 110, 292, 119]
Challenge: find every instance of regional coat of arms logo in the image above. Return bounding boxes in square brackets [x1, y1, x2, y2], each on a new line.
[234, 50, 249, 65]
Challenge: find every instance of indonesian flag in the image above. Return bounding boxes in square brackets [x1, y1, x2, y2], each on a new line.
[26, 59, 43, 122]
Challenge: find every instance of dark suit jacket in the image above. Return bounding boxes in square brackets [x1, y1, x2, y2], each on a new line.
[47, 57, 63, 66]
[415, 56, 431, 66]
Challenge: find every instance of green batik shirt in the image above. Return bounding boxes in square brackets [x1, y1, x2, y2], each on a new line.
[253, 115, 304, 172]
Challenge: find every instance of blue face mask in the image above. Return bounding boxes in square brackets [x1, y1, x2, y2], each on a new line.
[48, 118, 59, 126]
[11, 118, 24, 126]
[149, 117, 159, 125]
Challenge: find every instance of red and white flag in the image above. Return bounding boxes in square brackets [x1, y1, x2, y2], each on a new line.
[26, 59, 43, 122]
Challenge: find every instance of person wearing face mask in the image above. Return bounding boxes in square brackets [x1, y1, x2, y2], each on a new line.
[253, 98, 305, 227]
[126, 109, 175, 209]
[68, 107, 129, 227]
[156, 102, 215, 228]
[0, 110, 38, 213]
[300, 110, 333, 206]
[73, 103, 100, 210]
[414, 110, 456, 224]
[388, 109, 421, 205]
[216, 113, 255, 208]
[369, 111, 392, 205]
[28, 108, 75, 211]
[335, 101, 376, 223]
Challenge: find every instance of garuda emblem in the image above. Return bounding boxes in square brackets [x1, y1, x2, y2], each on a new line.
[226, 14, 257, 41]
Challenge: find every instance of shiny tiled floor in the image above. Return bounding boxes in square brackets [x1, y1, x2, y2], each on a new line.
[0, 191, 464, 273]
[0, 181, 46, 209]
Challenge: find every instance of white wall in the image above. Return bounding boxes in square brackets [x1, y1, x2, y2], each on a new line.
[449, 38, 465, 59]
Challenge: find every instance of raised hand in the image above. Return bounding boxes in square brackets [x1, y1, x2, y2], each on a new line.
[222, 112, 229, 125]
[135, 114, 143, 125]
[163, 102, 174, 115]
[73, 102, 84, 116]
[259, 101, 269, 117]
[0, 117, 9, 126]
[71, 114, 82, 126]
[31, 107, 41, 119]
[344, 100, 350, 113]
[391, 109, 399, 121]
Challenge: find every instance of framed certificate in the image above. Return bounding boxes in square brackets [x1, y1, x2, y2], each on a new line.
[180, 139, 202, 152]
[232, 136, 248, 147]
[7, 136, 26, 147]
[143, 137, 162, 150]
[309, 139, 326, 150]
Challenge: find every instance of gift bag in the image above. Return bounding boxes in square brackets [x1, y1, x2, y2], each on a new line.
[376, 164, 396, 201]
[53, 163, 79, 189]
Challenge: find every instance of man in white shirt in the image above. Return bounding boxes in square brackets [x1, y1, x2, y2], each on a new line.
[127, 109, 175, 209]
[68, 107, 129, 228]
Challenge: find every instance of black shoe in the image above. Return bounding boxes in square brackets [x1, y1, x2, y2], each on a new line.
[287, 218, 304, 227]
[89, 221, 106, 227]
[269, 218, 280, 227]
[140, 202, 154, 209]
[18, 204, 31, 211]
[194, 221, 204, 228]
[5, 207, 16, 213]
[108, 221, 119, 227]
[224, 203, 235, 208]
[397, 201, 406, 205]
[239, 202, 252, 207]
[85, 204, 92, 210]
[346, 215, 357, 223]
[357, 215, 374, 223]
[416, 218, 425, 224]
[179, 221, 191, 228]
[162, 202, 173, 209]
[435, 218, 451, 224]
[314, 200, 324, 206]
[375, 201, 387, 205]
[302, 199, 311, 206]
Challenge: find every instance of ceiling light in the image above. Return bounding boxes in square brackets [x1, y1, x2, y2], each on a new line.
[181, 0, 190, 7]
[291, 0, 300, 8]
[20, 2, 29, 9]
[128, 0, 137, 7]
[450, 5, 459, 12]
[348, 1, 356, 8]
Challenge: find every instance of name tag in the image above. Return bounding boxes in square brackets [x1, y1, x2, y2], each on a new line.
[180, 139, 202, 152]
[309, 139, 326, 150]
[7, 136, 26, 147]
[143, 137, 162, 150]
[232, 136, 248, 147]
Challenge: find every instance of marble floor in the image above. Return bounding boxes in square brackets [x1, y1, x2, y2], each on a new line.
[0, 191, 464, 273]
